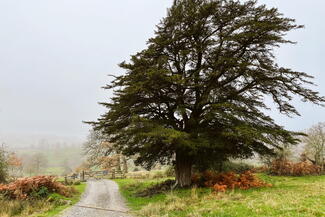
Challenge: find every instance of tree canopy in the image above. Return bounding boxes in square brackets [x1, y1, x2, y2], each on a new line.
[91, 0, 324, 186]
[303, 122, 325, 170]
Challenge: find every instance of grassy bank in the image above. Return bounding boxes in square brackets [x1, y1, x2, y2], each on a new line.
[116, 174, 325, 217]
[0, 183, 86, 217]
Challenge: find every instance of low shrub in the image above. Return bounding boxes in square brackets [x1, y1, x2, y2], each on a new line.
[31, 186, 50, 198]
[136, 179, 175, 197]
[251, 166, 269, 173]
[0, 198, 52, 217]
[151, 171, 165, 179]
[0, 176, 76, 200]
[220, 161, 254, 173]
[192, 171, 271, 192]
[127, 171, 150, 179]
[269, 159, 321, 176]
[164, 166, 175, 177]
[73, 180, 81, 185]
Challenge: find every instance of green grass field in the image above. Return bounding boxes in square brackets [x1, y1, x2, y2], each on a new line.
[115, 174, 325, 217]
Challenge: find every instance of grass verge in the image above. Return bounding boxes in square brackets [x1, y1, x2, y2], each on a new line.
[116, 174, 325, 217]
[36, 183, 87, 217]
[0, 183, 86, 217]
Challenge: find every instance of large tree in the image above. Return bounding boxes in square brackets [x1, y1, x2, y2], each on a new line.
[91, 0, 324, 187]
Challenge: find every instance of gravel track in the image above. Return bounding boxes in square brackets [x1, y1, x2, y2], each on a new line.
[60, 179, 130, 217]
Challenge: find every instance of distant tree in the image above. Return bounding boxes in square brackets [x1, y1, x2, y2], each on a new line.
[83, 130, 110, 167]
[38, 139, 49, 150]
[90, 0, 325, 186]
[83, 130, 127, 172]
[259, 142, 294, 167]
[7, 152, 23, 178]
[75, 161, 91, 173]
[61, 159, 72, 176]
[0, 145, 8, 183]
[303, 123, 325, 171]
[27, 153, 48, 175]
[20, 154, 32, 176]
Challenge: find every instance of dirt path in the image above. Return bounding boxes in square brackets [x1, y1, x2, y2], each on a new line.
[60, 179, 130, 217]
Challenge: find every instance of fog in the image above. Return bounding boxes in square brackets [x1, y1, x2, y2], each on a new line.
[0, 0, 324, 147]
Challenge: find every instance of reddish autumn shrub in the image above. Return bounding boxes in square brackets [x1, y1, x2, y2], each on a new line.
[213, 184, 227, 193]
[251, 166, 268, 173]
[0, 176, 76, 200]
[237, 171, 272, 190]
[192, 170, 271, 192]
[269, 159, 320, 176]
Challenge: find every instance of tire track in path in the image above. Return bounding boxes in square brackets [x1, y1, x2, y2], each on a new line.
[60, 179, 129, 217]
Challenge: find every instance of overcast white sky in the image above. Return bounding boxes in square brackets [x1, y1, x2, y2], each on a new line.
[0, 0, 324, 143]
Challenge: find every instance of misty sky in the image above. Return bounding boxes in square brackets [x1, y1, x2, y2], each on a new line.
[0, 0, 324, 142]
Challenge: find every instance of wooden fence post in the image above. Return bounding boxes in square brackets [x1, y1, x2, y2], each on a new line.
[81, 170, 85, 182]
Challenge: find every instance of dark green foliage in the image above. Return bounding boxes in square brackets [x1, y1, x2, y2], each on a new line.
[0, 147, 8, 183]
[90, 0, 324, 185]
[220, 161, 254, 173]
[31, 186, 50, 198]
[194, 160, 253, 173]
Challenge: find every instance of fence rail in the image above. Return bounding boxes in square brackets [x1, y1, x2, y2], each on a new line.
[65, 170, 126, 182]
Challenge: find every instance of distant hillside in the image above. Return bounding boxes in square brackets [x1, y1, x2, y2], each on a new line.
[14, 146, 84, 176]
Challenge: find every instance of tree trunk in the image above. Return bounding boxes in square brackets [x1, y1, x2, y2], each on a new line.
[116, 154, 121, 171]
[122, 156, 128, 174]
[175, 151, 192, 187]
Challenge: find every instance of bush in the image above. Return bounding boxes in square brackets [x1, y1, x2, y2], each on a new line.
[136, 179, 175, 197]
[151, 171, 165, 179]
[31, 186, 50, 198]
[164, 166, 175, 177]
[73, 180, 81, 185]
[0, 197, 52, 216]
[126, 171, 150, 179]
[269, 159, 321, 176]
[0, 148, 8, 183]
[221, 161, 254, 173]
[0, 176, 76, 200]
[192, 170, 271, 192]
